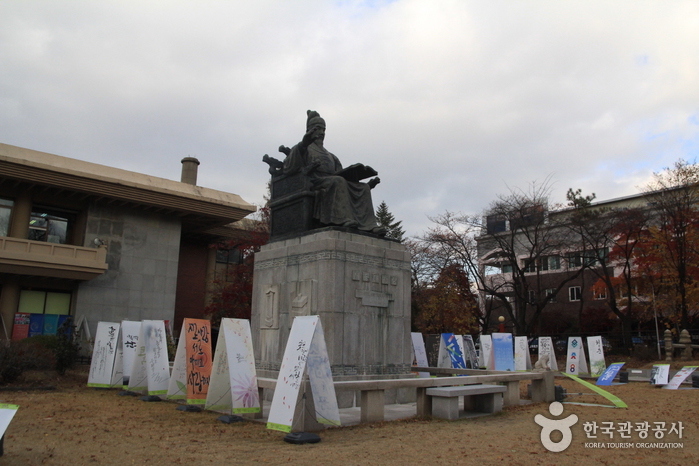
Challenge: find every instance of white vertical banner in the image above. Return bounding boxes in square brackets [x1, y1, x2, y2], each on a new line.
[462, 335, 479, 369]
[587, 336, 606, 377]
[121, 321, 141, 389]
[267, 316, 340, 432]
[306, 318, 341, 428]
[167, 325, 189, 400]
[127, 324, 149, 394]
[111, 334, 124, 387]
[479, 335, 494, 370]
[0, 404, 19, 439]
[538, 337, 558, 371]
[88, 322, 121, 388]
[565, 337, 589, 376]
[142, 320, 170, 397]
[206, 318, 260, 414]
[455, 335, 467, 367]
[650, 364, 671, 385]
[410, 332, 430, 377]
[663, 366, 698, 390]
[514, 336, 532, 371]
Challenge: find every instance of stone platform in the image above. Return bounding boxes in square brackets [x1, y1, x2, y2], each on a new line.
[250, 229, 413, 406]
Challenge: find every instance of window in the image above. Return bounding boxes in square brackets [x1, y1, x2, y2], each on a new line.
[541, 256, 561, 271]
[545, 288, 557, 303]
[0, 198, 13, 237]
[567, 253, 583, 268]
[28, 207, 74, 244]
[569, 286, 582, 302]
[16, 290, 72, 337]
[522, 259, 536, 274]
[215, 247, 242, 281]
[594, 288, 608, 300]
[501, 263, 513, 274]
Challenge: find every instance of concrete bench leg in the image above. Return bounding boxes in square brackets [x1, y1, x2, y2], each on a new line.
[473, 393, 503, 413]
[360, 390, 385, 423]
[503, 381, 520, 407]
[432, 396, 460, 420]
[531, 372, 555, 403]
[416, 387, 432, 417]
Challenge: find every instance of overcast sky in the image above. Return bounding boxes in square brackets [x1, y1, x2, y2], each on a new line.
[2, 1, 698, 237]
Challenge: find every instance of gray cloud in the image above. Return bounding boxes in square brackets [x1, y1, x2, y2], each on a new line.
[2, 0, 698, 236]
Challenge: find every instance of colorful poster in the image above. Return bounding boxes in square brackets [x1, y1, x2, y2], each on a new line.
[462, 335, 479, 369]
[514, 336, 532, 371]
[168, 319, 213, 404]
[538, 337, 558, 371]
[42, 314, 59, 336]
[663, 366, 698, 390]
[11, 313, 30, 340]
[597, 362, 625, 386]
[565, 337, 589, 376]
[28, 313, 43, 337]
[650, 364, 671, 385]
[410, 332, 430, 377]
[436, 335, 452, 368]
[87, 322, 121, 388]
[0, 404, 20, 439]
[492, 333, 515, 371]
[587, 336, 606, 377]
[479, 335, 494, 370]
[267, 316, 340, 432]
[206, 318, 260, 414]
[142, 320, 170, 397]
[442, 333, 467, 369]
[121, 321, 141, 388]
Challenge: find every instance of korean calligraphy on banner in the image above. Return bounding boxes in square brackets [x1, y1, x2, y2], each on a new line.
[514, 336, 532, 371]
[587, 336, 607, 377]
[663, 366, 698, 390]
[479, 335, 495, 370]
[267, 315, 340, 433]
[121, 321, 141, 389]
[205, 318, 260, 414]
[538, 337, 559, 371]
[167, 319, 212, 404]
[597, 362, 625, 386]
[140, 320, 170, 397]
[87, 322, 122, 388]
[410, 333, 430, 377]
[565, 337, 589, 376]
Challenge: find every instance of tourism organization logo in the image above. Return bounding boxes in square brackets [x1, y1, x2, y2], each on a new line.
[534, 402, 685, 452]
[534, 402, 578, 452]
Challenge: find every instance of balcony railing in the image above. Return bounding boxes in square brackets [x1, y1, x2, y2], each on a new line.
[0, 236, 108, 280]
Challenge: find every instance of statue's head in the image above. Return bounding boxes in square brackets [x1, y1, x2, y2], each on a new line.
[306, 110, 326, 143]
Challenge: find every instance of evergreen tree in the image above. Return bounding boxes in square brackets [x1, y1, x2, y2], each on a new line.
[375, 201, 405, 241]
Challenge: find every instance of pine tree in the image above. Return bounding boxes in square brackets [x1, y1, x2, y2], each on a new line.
[375, 201, 405, 242]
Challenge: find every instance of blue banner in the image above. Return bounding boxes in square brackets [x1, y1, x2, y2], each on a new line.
[492, 333, 515, 371]
[596, 362, 625, 386]
[442, 333, 466, 369]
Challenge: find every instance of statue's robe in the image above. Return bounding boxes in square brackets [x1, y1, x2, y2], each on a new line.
[283, 141, 379, 231]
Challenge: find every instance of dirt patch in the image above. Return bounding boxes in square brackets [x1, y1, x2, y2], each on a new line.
[2, 364, 699, 465]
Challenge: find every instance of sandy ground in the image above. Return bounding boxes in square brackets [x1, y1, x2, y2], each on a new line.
[1, 360, 698, 465]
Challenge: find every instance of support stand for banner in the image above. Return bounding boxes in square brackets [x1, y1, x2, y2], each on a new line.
[176, 405, 202, 412]
[217, 415, 245, 424]
[139, 395, 162, 402]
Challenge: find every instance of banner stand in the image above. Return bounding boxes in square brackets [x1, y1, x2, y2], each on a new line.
[176, 405, 202, 412]
[139, 395, 163, 402]
[217, 414, 246, 424]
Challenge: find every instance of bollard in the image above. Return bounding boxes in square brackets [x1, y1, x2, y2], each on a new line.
[619, 372, 629, 383]
[692, 374, 699, 389]
[664, 329, 673, 361]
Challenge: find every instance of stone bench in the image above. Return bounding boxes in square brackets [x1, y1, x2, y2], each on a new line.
[426, 384, 507, 420]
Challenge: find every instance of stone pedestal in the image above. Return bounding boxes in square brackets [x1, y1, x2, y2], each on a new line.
[251, 229, 413, 406]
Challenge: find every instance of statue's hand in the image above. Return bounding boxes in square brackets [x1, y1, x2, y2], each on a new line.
[302, 129, 315, 147]
[368, 177, 380, 189]
[303, 160, 321, 175]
